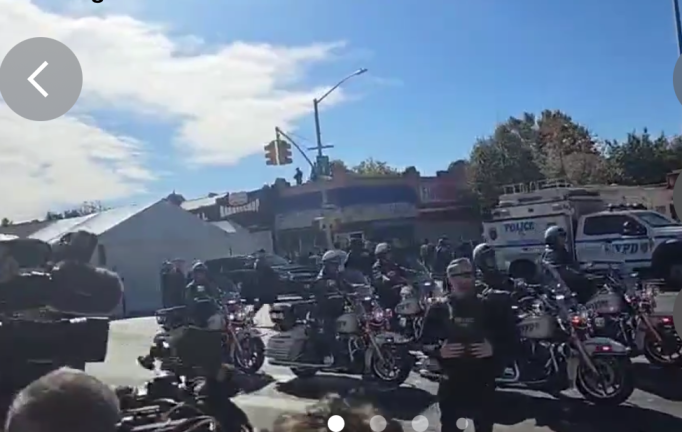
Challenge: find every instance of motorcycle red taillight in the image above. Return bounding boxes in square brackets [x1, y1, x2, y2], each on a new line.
[593, 344, 612, 353]
[659, 316, 673, 325]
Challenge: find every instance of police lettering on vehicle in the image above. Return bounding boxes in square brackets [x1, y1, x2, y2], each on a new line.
[613, 242, 647, 255]
[504, 221, 535, 234]
[518, 321, 540, 334]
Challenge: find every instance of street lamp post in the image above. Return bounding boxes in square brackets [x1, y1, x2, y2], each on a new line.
[312, 68, 368, 158]
[310, 68, 368, 249]
[673, 0, 682, 134]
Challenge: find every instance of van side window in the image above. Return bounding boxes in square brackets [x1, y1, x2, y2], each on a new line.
[583, 215, 631, 236]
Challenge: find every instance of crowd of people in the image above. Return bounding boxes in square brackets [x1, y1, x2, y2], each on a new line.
[11, 225, 599, 432]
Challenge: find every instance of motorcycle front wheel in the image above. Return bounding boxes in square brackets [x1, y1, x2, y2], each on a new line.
[233, 336, 266, 374]
[643, 330, 682, 367]
[367, 344, 413, 387]
[575, 355, 634, 406]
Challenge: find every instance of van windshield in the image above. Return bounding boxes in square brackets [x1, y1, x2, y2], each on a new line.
[636, 211, 681, 227]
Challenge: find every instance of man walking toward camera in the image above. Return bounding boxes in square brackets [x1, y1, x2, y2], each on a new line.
[421, 258, 517, 432]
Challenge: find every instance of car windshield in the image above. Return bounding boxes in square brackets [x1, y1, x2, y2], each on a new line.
[636, 211, 680, 227]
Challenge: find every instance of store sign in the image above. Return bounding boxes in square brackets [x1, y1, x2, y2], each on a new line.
[219, 198, 260, 218]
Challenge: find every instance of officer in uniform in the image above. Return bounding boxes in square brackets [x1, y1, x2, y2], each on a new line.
[472, 243, 515, 292]
[541, 226, 595, 303]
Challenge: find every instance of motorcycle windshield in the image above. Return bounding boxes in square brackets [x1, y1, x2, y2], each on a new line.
[341, 269, 369, 285]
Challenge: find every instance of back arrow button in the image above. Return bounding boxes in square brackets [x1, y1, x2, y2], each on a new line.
[28, 61, 49, 97]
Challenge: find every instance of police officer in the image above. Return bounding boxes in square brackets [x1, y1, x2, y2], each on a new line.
[541, 226, 595, 303]
[345, 238, 373, 276]
[309, 249, 350, 365]
[472, 243, 514, 292]
[371, 243, 406, 310]
[421, 258, 517, 432]
[185, 261, 224, 328]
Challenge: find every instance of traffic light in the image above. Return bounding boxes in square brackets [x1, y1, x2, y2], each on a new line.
[264, 141, 277, 165]
[277, 140, 293, 165]
[263, 140, 293, 166]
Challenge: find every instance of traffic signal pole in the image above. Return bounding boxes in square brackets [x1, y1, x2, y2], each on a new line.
[275, 128, 315, 171]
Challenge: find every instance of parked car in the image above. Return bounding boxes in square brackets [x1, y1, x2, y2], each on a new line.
[205, 253, 318, 304]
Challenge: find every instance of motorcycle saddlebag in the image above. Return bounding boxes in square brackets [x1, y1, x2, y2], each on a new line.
[0, 317, 110, 363]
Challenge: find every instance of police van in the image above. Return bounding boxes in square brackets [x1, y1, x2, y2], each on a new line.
[482, 179, 682, 286]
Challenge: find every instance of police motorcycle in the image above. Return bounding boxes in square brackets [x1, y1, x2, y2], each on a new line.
[151, 292, 265, 374]
[385, 262, 438, 342]
[265, 271, 414, 386]
[421, 265, 635, 406]
[583, 262, 682, 367]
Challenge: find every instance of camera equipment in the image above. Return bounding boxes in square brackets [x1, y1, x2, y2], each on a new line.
[116, 368, 252, 432]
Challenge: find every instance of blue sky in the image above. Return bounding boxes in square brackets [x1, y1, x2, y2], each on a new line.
[7, 0, 682, 217]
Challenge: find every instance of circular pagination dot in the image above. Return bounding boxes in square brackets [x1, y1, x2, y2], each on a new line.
[456, 418, 470, 430]
[411, 415, 429, 432]
[327, 414, 345, 432]
[369, 415, 387, 431]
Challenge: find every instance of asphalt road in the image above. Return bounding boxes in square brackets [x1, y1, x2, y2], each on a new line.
[87, 293, 682, 432]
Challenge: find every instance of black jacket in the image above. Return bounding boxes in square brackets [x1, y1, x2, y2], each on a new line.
[185, 280, 222, 305]
[345, 248, 373, 275]
[541, 246, 596, 302]
[421, 288, 517, 374]
[371, 259, 406, 309]
[541, 246, 577, 269]
[479, 270, 515, 293]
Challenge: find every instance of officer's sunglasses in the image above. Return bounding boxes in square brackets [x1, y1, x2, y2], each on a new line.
[447, 271, 474, 279]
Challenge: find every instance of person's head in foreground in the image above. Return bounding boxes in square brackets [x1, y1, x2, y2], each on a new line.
[446, 258, 476, 298]
[270, 394, 403, 432]
[5, 367, 121, 432]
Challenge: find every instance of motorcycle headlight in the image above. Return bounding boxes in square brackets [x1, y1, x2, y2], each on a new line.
[371, 308, 385, 322]
[569, 309, 590, 327]
[230, 311, 246, 322]
[156, 315, 166, 325]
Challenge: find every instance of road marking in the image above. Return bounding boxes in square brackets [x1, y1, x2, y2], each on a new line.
[28, 61, 48, 97]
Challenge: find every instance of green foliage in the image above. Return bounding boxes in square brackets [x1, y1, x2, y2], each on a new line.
[1, 218, 11, 227]
[464, 110, 682, 210]
[352, 158, 400, 176]
[330, 158, 400, 177]
[45, 201, 109, 221]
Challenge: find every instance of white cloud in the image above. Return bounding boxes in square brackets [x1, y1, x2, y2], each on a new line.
[0, 0, 349, 220]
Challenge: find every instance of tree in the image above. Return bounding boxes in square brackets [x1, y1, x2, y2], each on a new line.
[329, 159, 348, 173]
[351, 158, 399, 176]
[45, 201, 109, 221]
[604, 129, 680, 186]
[468, 123, 545, 209]
[1, 218, 11, 227]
